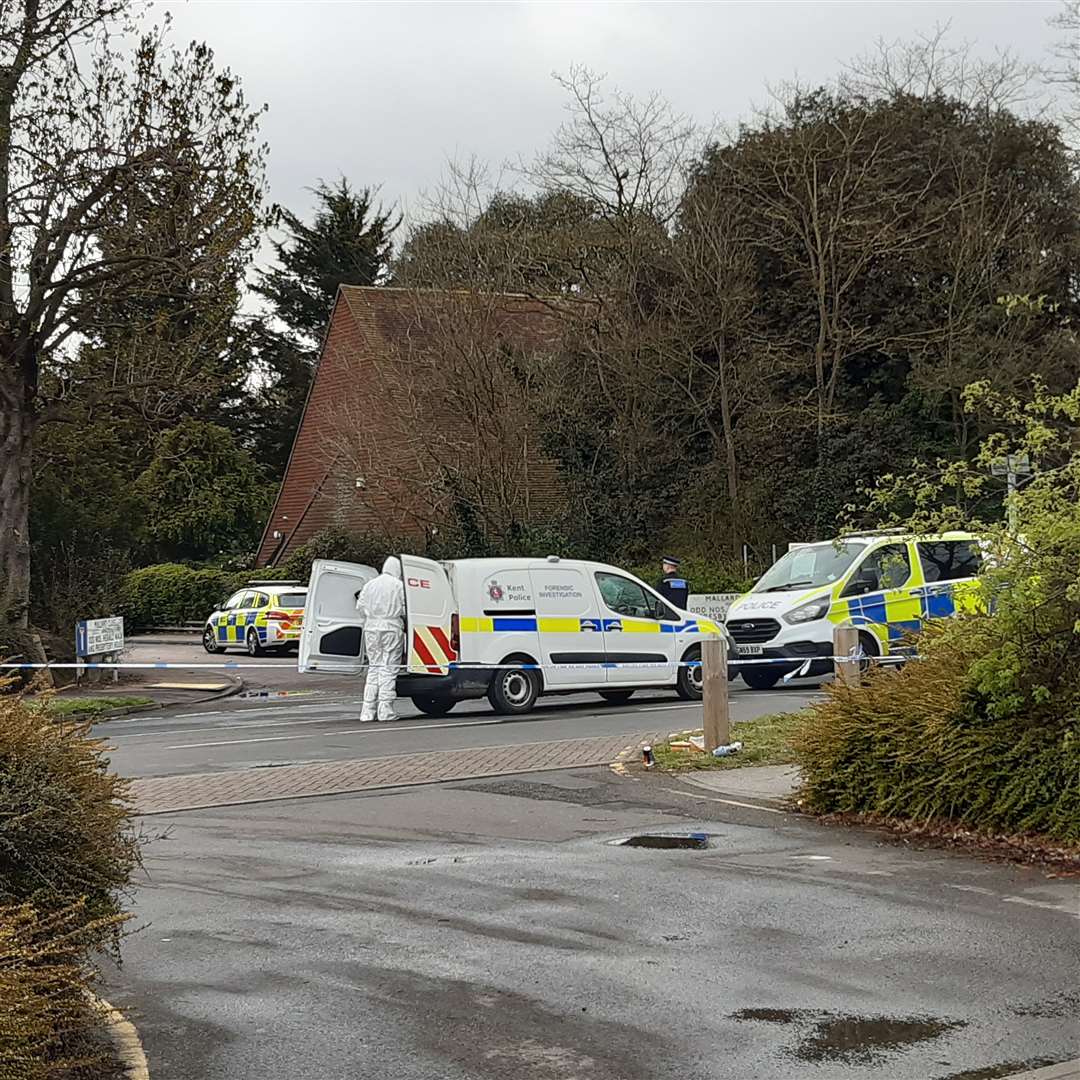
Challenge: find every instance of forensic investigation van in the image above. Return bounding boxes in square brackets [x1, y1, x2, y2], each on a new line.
[725, 531, 984, 689]
[298, 554, 733, 715]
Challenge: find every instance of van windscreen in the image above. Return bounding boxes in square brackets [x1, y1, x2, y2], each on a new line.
[753, 542, 866, 593]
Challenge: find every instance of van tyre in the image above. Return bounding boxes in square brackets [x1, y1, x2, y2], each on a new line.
[488, 663, 540, 715]
[202, 626, 223, 654]
[858, 631, 881, 677]
[246, 628, 265, 657]
[741, 665, 781, 690]
[676, 647, 703, 701]
[412, 695, 456, 716]
[599, 690, 635, 705]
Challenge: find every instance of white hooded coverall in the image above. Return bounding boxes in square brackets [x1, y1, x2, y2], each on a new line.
[356, 557, 406, 722]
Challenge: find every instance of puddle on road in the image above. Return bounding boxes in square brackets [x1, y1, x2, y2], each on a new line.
[612, 833, 710, 850]
[731, 1008, 964, 1065]
[734, 1007, 809, 1024]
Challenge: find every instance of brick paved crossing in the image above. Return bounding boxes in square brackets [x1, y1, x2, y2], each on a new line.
[132, 732, 659, 815]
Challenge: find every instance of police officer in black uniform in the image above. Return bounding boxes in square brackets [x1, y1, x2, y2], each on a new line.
[656, 556, 689, 609]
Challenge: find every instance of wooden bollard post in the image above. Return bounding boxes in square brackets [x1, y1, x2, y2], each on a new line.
[702, 636, 730, 753]
[833, 624, 861, 689]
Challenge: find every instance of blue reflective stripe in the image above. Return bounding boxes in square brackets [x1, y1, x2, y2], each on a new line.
[491, 617, 538, 632]
[602, 618, 622, 631]
[579, 618, 602, 632]
[923, 590, 955, 618]
[850, 596, 887, 624]
[888, 619, 921, 641]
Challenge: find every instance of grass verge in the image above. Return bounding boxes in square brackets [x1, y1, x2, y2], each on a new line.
[43, 696, 153, 719]
[653, 712, 802, 772]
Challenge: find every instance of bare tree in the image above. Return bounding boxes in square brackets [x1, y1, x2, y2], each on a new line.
[0, 2, 264, 632]
[321, 289, 574, 550]
[1048, 1, 1080, 143]
[523, 64, 697, 227]
[721, 93, 960, 436]
[840, 24, 1043, 115]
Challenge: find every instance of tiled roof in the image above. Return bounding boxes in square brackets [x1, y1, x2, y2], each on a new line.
[256, 287, 574, 566]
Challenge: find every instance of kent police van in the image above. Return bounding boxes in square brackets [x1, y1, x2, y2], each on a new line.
[298, 555, 733, 715]
[725, 531, 983, 689]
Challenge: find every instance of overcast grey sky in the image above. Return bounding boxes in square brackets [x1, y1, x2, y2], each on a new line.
[154, 1, 1062, 229]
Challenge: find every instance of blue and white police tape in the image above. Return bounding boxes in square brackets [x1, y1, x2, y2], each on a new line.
[0, 654, 912, 672]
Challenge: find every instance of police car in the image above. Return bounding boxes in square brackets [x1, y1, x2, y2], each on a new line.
[202, 582, 308, 657]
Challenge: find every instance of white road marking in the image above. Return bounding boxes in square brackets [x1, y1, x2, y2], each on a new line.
[111, 714, 374, 739]
[791, 854, 832, 861]
[166, 717, 503, 750]
[638, 703, 702, 713]
[946, 883, 1079, 921]
[661, 787, 786, 814]
[1002, 895, 1080, 919]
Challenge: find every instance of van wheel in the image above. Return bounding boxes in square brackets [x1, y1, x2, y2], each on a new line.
[741, 666, 781, 690]
[599, 690, 635, 705]
[858, 631, 881, 676]
[488, 664, 540, 715]
[246, 628, 265, 657]
[412, 695, 456, 716]
[202, 626, 224, 654]
[676, 647, 703, 701]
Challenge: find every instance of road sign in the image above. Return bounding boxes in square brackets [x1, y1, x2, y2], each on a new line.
[76, 617, 124, 657]
[687, 594, 740, 623]
[1008, 453, 1031, 474]
[990, 458, 1009, 476]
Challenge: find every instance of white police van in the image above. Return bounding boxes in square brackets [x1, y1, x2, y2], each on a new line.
[725, 531, 984, 689]
[299, 554, 734, 715]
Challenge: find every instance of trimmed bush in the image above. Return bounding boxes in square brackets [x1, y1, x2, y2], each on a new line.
[794, 620, 1080, 842]
[117, 563, 232, 627]
[0, 691, 139, 946]
[0, 689, 138, 1076]
[0, 901, 124, 1079]
[117, 562, 298, 627]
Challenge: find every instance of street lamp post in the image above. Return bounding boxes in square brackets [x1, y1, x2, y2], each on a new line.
[990, 453, 1031, 535]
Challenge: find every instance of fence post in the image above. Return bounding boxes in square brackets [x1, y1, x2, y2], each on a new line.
[702, 636, 730, 752]
[833, 624, 861, 689]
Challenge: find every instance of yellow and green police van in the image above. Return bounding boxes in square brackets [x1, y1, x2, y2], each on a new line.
[724, 532, 983, 689]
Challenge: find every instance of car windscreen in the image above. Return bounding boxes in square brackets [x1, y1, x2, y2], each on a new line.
[275, 592, 307, 608]
[752, 542, 866, 593]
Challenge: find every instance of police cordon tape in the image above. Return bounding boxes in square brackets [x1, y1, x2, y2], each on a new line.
[0, 653, 910, 672]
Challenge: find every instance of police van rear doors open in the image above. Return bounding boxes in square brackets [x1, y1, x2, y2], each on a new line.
[298, 559, 377, 673]
[400, 555, 457, 675]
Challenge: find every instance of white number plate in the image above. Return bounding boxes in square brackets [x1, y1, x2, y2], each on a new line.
[736, 644, 764, 656]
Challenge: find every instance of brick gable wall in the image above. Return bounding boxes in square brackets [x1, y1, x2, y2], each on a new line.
[256, 287, 571, 566]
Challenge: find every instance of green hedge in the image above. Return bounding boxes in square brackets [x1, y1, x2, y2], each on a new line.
[117, 563, 297, 627]
[794, 620, 1080, 843]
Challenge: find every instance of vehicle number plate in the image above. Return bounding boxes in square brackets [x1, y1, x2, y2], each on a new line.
[736, 644, 764, 656]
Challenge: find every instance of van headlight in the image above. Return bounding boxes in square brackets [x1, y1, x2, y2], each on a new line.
[783, 598, 830, 624]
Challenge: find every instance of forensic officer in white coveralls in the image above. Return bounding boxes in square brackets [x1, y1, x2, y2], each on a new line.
[355, 556, 405, 723]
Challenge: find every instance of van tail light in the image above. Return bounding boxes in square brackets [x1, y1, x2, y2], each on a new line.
[266, 610, 289, 621]
[450, 613, 460, 656]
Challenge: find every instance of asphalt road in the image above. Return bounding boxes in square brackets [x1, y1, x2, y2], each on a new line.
[106, 769, 1080, 1080]
[104, 682, 822, 779]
